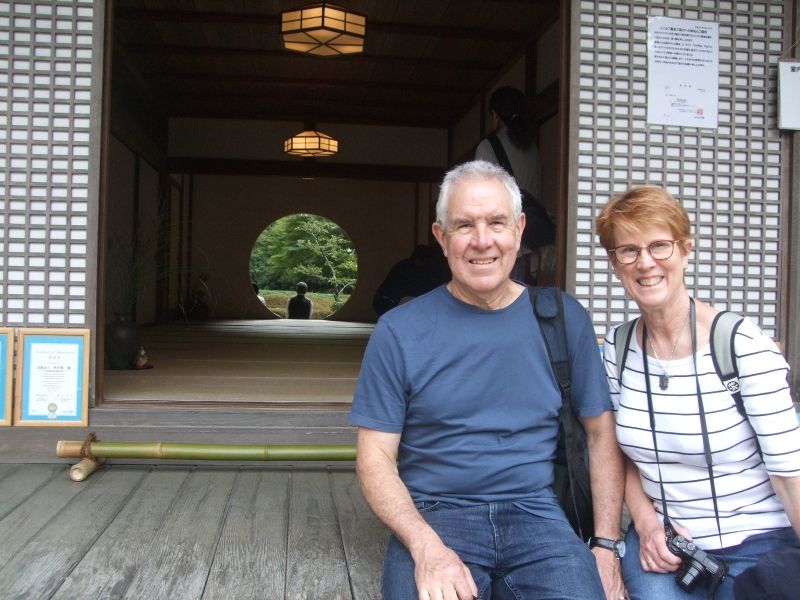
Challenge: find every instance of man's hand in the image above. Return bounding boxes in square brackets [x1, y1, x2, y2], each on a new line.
[592, 548, 626, 600]
[356, 428, 477, 599]
[413, 540, 478, 600]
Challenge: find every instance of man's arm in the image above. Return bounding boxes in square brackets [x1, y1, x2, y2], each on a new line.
[355, 427, 478, 600]
[581, 411, 625, 600]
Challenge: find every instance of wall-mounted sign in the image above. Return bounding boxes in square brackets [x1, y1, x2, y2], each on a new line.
[0, 328, 12, 426]
[647, 17, 719, 129]
[14, 329, 90, 427]
[778, 60, 800, 130]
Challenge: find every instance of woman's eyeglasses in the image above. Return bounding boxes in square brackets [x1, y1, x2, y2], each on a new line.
[610, 240, 681, 264]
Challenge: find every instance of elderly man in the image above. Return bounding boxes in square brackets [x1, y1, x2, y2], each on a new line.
[350, 160, 625, 599]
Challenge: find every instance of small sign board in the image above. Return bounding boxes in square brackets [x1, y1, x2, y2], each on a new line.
[647, 17, 719, 129]
[14, 328, 90, 427]
[778, 60, 800, 130]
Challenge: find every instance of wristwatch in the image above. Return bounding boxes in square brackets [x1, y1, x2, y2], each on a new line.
[588, 536, 626, 559]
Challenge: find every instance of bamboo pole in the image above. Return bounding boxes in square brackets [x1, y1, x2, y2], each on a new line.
[69, 458, 105, 482]
[57, 440, 357, 462]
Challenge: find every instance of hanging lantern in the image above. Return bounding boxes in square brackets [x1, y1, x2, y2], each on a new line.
[281, 2, 366, 57]
[283, 128, 339, 157]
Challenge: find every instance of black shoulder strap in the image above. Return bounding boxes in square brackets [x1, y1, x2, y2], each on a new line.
[529, 286, 570, 400]
[529, 285, 593, 540]
[710, 311, 746, 416]
[488, 134, 515, 178]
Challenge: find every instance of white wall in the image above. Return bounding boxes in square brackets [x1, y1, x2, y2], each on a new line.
[536, 21, 561, 93]
[451, 103, 482, 163]
[188, 174, 431, 322]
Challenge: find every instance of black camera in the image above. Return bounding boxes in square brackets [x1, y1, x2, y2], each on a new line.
[665, 525, 728, 597]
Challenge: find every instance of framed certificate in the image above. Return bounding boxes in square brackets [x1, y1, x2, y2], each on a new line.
[14, 328, 90, 426]
[0, 328, 12, 426]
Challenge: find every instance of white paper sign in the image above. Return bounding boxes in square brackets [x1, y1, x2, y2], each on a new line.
[647, 17, 719, 129]
[778, 61, 800, 130]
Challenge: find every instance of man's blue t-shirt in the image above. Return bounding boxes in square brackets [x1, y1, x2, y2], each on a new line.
[349, 285, 611, 519]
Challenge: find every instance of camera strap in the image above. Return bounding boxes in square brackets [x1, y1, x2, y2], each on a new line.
[642, 324, 674, 529]
[642, 298, 725, 546]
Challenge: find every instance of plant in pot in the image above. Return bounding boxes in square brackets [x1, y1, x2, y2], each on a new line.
[104, 212, 161, 370]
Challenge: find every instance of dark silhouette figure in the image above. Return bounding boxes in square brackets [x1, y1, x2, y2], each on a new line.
[252, 281, 266, 305]
[373, 244, 450, 316]
[287, 282, 313, 319]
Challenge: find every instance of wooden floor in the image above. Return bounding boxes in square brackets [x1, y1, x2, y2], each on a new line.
[0, 462, 389, 600]
[103, 319, 374, 405]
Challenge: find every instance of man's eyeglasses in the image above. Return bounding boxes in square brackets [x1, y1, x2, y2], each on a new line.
[610, 240, 682, 264]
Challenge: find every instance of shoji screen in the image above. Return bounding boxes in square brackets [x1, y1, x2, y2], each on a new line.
[569, 0, 788, 340]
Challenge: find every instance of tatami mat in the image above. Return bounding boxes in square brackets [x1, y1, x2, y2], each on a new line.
[102, 319, 373, 404]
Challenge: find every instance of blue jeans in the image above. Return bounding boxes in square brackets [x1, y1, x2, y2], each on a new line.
[382, 501, 605, 600]
[621, 525, 799, 600]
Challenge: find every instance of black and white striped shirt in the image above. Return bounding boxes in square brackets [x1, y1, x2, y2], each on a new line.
[603, 317, 800, 549]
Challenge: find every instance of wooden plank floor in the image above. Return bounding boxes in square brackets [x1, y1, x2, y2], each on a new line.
[0, 463, 388, 600]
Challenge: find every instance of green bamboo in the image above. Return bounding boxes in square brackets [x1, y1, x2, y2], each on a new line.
[57, 440, 356, 461]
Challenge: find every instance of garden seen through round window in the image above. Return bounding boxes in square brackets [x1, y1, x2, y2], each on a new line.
[249, 214, 358, 319]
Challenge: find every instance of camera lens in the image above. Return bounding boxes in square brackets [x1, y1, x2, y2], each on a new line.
[676, 561, 704, 592]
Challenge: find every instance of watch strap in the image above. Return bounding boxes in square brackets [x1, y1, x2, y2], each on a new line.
[588, 536, 623, 558]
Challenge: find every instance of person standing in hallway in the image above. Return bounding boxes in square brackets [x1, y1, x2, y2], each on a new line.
[475, 86, 552, 283]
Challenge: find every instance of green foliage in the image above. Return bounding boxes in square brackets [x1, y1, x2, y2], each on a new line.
[250, 214, 358, 302]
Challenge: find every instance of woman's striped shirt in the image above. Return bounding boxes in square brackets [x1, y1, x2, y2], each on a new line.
[603, 316, 800, 549]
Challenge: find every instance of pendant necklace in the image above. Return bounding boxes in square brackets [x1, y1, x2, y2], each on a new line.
[649, 307, 690, 391]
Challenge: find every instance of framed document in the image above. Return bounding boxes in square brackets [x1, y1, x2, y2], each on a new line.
[0, 328, 12, 426]
[15, 328, 90, 426]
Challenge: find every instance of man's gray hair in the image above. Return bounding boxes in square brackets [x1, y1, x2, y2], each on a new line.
[436, 160, 522, 227]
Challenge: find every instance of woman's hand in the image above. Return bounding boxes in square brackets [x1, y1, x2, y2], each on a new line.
[635, 519, 685, 573]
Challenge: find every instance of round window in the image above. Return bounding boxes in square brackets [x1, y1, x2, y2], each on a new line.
[249, 213, 358, 319]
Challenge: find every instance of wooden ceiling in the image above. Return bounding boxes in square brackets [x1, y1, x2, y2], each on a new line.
[112, 0, 561, 130]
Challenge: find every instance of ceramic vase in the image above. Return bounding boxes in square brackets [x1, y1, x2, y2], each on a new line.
[105, 313, 141, 370]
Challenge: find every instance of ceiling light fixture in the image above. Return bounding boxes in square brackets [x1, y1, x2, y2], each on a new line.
[281, 2, 366, 57]
[284, 127, 339, 157]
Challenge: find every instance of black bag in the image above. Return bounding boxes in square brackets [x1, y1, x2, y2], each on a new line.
[529, 286, 594, 540]
[733, 543, 800, 599]
[488, 135, 556, 248]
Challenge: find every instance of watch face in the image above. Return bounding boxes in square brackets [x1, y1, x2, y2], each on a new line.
[590, 537, 626, 559]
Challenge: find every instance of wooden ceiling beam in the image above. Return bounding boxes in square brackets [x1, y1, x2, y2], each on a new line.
[121, 43, 500, 72]
[167, 157, 444, 182]
[165, 105, 451, 129]
[163, 93, 454, 118]
[145, 73, 475, 95]
[115, 8, 532, 42]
